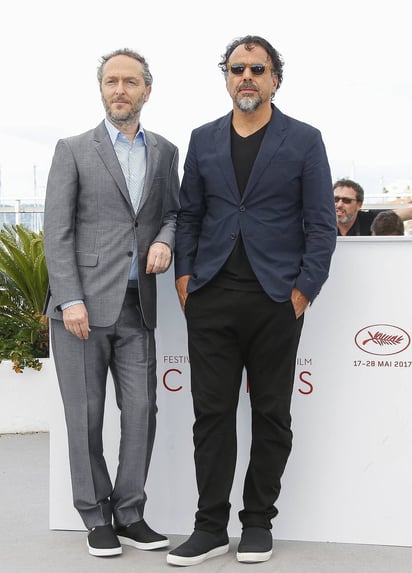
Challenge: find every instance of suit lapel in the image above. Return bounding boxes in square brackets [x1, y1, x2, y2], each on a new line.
[243, 106, 287, 198]
[138, 130, 159, 213]
[215, 113, 240, 200]
[93, 121, 132, 209]
[215, 108, 288, 200]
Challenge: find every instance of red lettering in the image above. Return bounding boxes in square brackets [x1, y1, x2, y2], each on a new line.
[298, 370, 313, 395]
[163, 368, 183, 392]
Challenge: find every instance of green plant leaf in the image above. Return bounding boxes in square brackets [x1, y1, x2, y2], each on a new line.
[0, 224, 49, 372]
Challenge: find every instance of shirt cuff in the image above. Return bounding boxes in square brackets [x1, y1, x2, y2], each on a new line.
[60, 300, 84, 310]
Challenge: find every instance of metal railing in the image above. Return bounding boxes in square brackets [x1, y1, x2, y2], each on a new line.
[362, 192, 412, 209]
[0, 201, 44, 233]
[1, 194, 412, 234]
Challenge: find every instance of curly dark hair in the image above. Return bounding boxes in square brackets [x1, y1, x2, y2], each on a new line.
[218, 35, 284, 90]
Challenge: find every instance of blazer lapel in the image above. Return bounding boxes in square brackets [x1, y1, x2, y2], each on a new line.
[138, 130, 159, 213]
[93, 121, 132, 209]
[215, 113, 240, 200]
[243, 106, 287, 198]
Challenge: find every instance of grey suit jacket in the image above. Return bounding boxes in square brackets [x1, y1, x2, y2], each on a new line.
[43, 120, 180, 330]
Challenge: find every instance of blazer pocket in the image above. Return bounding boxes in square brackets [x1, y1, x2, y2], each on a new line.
[76, 252, 99, 267]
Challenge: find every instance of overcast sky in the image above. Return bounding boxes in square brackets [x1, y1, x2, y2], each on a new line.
[1, 0, 411, 202]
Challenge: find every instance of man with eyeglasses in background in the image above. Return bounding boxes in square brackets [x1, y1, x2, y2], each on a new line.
[334, 178, 412, 235]
[167, 35, 336, 567]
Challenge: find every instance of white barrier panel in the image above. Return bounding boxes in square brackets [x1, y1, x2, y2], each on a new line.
[49, 238, 412, 545]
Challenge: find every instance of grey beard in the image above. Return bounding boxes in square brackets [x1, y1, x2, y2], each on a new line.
[102, 93, 144, 127]
[236, 95, 261, 112]
[337, 213, 354, 225]
[107, 109, 138, 126]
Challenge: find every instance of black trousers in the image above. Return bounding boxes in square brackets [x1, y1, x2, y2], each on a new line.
[185, 284, 304, 532]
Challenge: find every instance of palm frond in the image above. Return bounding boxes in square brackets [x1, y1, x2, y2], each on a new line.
[0, 224, 49, 371]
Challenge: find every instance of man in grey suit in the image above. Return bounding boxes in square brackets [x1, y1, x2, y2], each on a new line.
[43, 48, 180, 557]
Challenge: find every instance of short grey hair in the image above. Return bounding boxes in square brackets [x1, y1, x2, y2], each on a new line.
[97, 48, 153, 87]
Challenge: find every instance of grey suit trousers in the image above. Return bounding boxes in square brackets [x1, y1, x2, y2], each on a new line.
[51, 289, 157, 529]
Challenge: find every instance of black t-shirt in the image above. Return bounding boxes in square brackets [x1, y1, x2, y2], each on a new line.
[338, 209, 384, 236]
[211, 124, 268, 292]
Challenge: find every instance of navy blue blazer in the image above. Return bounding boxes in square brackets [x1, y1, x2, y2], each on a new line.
[174, 106, 337, 303]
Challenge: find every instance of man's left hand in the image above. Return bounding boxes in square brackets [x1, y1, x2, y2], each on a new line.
[291, 288, 309, 318]
[146, 242, 172, 274]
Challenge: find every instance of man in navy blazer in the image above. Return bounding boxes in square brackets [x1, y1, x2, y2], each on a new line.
[168, 36, 336, 567]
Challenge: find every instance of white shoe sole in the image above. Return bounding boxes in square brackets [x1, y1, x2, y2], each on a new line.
[167, 543, 229, 566]
[87, 541, 122, 557]
[117, 535, 169, 550]
[236, 549, 272, 562]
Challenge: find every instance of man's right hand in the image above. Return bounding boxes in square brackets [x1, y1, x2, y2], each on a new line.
[175, 275, 191, 311]
[62, 303, 91, 339]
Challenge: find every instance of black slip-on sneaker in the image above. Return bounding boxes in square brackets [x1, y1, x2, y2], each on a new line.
[115, 519, 169, 550]
[236, 526, 273, 562]
[87, 524, 122, 557]
[167, 529, 229, 566]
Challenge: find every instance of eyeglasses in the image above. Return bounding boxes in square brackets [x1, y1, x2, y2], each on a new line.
[334, 196, 358, 204]
[227, 63, 271, 76]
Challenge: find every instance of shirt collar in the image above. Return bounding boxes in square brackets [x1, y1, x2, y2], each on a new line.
[104, 118, 146, 146]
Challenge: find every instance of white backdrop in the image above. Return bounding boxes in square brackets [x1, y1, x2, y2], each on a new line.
[49, 238, 412, 546]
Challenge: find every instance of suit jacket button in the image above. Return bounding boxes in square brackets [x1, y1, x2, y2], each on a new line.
[239, 205, 245, 211]
[127, 251, 133, 257]
[230, 233, 237, 240]
[134, 221, 138, 227]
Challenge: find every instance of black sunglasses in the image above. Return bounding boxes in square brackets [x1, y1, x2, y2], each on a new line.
[227, 63, 271, 76]
[334, 196, 358, 205]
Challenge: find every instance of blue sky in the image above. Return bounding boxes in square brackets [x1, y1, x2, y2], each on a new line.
[1, 0, 411, 202]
